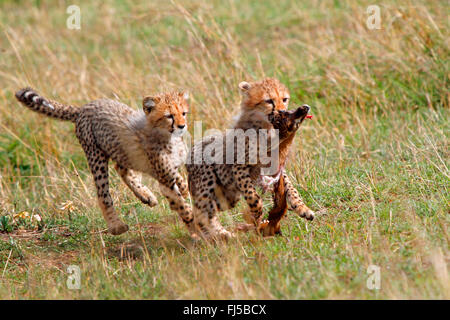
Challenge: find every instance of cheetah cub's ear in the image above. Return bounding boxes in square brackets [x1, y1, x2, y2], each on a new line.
[238, 81, 251, 94]
[143, 96, 160, 115]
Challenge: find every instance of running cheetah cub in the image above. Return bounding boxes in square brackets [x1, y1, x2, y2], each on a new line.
[15, 88, 194, 236]
[186, 78, 314, 240]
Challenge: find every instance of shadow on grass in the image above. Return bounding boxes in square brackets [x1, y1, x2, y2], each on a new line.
[105, 221, 197, 261]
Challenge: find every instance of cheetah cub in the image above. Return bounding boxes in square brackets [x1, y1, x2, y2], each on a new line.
[15, 88, 195, 236]
[186, 78, 314, 240]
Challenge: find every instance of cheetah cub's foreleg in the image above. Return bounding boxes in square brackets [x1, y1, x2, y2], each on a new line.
[151, 154, 196, 237]
[175, 172, 189, 199]
[283, 172, 315, 220]
[115, 164, 158, 207]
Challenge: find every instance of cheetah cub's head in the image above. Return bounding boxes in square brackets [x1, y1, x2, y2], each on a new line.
[142, 91, 189, 137]
[238, 78, 290, 118]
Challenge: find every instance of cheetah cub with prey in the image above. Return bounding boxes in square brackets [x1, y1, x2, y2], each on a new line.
[15, 88, 195, 236]
[186, 78, 314, 240]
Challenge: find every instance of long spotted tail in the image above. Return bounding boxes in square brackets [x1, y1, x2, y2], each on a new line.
[15, 87, 80, 122]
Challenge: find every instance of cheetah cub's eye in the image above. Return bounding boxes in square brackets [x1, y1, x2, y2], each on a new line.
[283, 97, 289, 103]
[265, 99, 274, 106]
[165, 114, 174, 119]
[182, 112, 187, 117]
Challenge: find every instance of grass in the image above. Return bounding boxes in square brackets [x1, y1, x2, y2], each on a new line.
[0, 0, 448, 299]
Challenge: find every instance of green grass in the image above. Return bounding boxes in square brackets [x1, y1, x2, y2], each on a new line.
[0, 0, 448, 299]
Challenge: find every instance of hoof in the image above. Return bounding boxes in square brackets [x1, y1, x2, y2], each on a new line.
[257, 220, 273, 237]
[257, 220, 281, 237]
[108, 223, 129, 235]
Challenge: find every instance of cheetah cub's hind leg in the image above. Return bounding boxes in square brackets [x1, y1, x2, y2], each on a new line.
[115, 164, 158, 207]
[232, 165, 264, 226]
[192, 197, 234, 241]
[283, 172, 315, 221]
[175, 173, 189, 199]
[81, 143, 129, 235]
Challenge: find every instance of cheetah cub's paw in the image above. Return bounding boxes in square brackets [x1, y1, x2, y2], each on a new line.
[202, 229, 235, 242]
[108, 222, 129, 235]
[234, 223, 255, 233]
[138, 190, 158, 207]
[190, 232, 202, 242]
[292, 205, 315, 221]
[216, 230, 235, 241]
